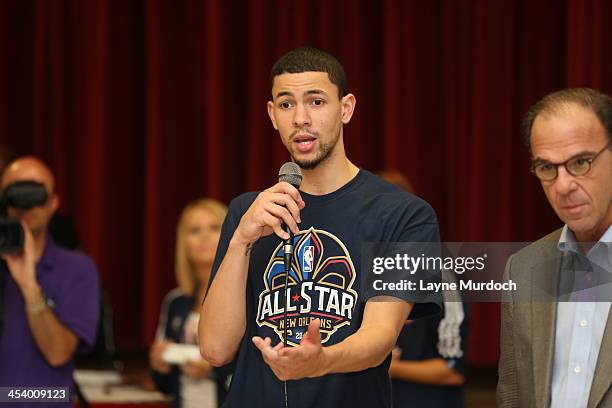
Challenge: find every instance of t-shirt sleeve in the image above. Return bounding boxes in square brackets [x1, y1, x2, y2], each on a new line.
[401, 219, 443, 319]
[155, 289, 181, 340]
[151, 291, 181, 394]
[52, 254, 101, 353]
[208, 193, 255, 287]
[363, 196, 443, 319]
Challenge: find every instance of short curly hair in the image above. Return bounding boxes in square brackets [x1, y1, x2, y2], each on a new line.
[270, 46, 346, 98]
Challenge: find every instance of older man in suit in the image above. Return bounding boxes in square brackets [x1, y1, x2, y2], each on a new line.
[497, 88, 612, 408]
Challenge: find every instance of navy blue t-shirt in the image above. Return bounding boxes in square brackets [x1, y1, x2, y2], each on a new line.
[210, 169, 441, 408]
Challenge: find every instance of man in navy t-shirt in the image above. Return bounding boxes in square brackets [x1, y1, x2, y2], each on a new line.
[199, 46, 441, 407]
[0, 157, 100, 407]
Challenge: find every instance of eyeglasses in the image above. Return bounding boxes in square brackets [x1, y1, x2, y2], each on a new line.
[531, 141, 611, 181]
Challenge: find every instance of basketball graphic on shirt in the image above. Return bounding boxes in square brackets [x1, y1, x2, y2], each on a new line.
[256, 227, 358, 346]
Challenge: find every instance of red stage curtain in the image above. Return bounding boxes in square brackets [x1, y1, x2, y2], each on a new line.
[1, 0, 611, 364]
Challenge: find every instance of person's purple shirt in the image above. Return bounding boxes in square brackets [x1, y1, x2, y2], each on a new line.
[0, 235, 100, 405]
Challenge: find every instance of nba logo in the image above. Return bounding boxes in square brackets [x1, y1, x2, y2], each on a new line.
[303, 246, 314, 273]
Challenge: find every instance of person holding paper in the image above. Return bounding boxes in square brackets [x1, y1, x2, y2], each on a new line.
[150, 198, 228, 408]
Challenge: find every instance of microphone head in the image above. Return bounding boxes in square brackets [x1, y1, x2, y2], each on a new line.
[278, 162, 302, 188]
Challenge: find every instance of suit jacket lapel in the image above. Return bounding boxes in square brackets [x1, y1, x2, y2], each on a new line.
[531, 233, 562, 408]
[588, 310, 612, 408]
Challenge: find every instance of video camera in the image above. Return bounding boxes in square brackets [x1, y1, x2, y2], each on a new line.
[0, 181, 49, 253]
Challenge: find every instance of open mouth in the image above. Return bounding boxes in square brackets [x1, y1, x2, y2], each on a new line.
[292, 135, 317, 153]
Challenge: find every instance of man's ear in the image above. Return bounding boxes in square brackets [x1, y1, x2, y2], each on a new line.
[340, 93, 356, 124]
[267, 101, 278, 130]
[49, 193, 60, 214]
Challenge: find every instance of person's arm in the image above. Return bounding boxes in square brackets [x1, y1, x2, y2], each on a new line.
[150, 340, 172, 374]
[200, 183, 304, 366]
[390, 299, 468, 386]
[3, 224, 78, 367]
[181, 359, 212, 380]
[252, 300, 412, 380]
[150, 290, 177, 378]
[24, 290, 78, 366]
[150, 297, 174, 394]
[199, 239, 250, 366]
[389, 357, 465, 385]
[497, 256, 519, 407]
[149, 340, 177, 395]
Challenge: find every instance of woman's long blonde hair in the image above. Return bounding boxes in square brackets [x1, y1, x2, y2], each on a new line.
[175, 198, 228, 297]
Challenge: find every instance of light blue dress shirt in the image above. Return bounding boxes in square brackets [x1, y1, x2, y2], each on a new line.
[550, 225, 611, 408]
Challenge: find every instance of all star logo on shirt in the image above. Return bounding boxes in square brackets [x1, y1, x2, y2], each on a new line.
[256, 227, 358, 346]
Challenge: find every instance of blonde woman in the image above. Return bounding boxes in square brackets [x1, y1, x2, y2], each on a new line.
[150, 198, 228, 408]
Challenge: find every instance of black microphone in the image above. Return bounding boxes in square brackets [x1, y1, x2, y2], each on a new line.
[278, 162, 302, 408]
[278, 162, 302, 267]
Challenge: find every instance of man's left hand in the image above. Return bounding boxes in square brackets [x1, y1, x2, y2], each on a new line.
[252, 319, 327, 381]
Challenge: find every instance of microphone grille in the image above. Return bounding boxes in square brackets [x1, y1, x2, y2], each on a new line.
[278, 162, 302, 187]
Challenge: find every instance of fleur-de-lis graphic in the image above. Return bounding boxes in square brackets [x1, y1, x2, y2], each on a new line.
[257, 228, 358, 346]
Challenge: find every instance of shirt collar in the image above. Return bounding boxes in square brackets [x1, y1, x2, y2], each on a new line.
[601, 224, 612, 244]
[558, 224, 577, 253]
[558, 224, 612, 262]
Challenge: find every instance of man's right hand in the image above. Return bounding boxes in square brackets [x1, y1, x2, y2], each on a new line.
[232, 182, 305, 245]
[2, 221, 40, 303]
[200, 182, 304, 366]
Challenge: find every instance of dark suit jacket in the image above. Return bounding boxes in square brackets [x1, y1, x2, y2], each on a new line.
[497, 229, 611, 407]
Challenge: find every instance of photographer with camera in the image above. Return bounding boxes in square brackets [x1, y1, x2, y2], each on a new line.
[0, 157, 100, 404]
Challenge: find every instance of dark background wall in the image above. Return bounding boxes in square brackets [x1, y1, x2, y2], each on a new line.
[1, 0, 611, 365]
